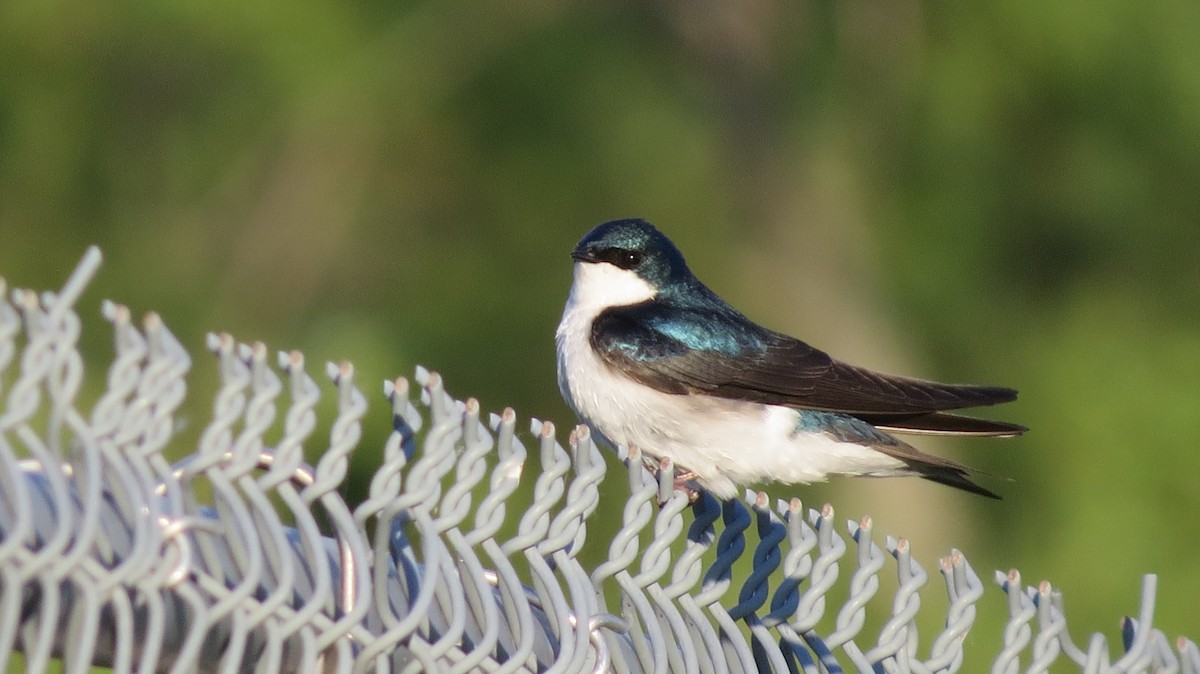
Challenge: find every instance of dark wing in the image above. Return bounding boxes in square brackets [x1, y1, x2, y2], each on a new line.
[592, 301, 1024, 436]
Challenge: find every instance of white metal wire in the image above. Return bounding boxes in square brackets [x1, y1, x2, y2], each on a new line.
[0, 248, 1194, 673]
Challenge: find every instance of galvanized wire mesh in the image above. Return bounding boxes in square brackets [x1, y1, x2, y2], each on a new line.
[0, 248, 1196, 673]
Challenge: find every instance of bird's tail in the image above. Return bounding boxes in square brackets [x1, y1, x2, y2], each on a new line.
[870, 436, 1003, 499]
[912, 463, 1001, 499]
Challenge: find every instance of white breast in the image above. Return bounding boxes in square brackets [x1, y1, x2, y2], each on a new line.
[555, 261, 657, 436]
[555, 262, 907, 499]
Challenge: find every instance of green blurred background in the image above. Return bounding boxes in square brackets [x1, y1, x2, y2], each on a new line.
[2, 0, 1198, 665]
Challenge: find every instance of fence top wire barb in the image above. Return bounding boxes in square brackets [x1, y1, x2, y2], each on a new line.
[0, 247, 1194, 674]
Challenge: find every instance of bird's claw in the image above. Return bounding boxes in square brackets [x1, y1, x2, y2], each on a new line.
[671, 470, 702, 504]
[640, 455, 703, 504]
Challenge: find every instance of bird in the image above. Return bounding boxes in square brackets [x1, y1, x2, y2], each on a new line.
[555, 218, 1024, 500]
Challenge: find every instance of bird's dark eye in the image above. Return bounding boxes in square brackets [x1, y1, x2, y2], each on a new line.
[597, 247, 644, 270]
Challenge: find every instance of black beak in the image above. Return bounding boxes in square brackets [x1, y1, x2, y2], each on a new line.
[570, 249, 593, 262]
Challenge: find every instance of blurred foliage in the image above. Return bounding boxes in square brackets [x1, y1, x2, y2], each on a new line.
[1, 0, 1198, 667]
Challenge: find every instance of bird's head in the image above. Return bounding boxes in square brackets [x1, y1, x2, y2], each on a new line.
[569, 219, 695, 307]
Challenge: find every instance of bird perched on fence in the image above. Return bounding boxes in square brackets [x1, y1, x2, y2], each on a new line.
[555, 218, 1023, 500]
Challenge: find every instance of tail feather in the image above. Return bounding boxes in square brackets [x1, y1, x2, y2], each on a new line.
[916, 465, 1001, 499]
[867, 432, 1004, 499]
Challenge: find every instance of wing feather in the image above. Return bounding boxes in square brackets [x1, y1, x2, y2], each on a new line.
[591, 301, 1022, 432]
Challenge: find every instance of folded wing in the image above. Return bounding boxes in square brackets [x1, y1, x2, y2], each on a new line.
[591, 300, 1025, 436]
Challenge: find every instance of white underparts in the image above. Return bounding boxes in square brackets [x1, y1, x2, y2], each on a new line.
[555, 261, 908, 499]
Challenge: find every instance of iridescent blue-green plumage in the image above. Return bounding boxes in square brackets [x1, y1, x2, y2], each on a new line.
[565, 218, 1024, 499]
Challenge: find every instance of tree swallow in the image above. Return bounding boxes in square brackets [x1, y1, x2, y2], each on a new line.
[556, 218, 1024, 500]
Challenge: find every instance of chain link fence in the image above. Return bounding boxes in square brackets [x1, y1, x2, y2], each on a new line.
[0, 248, 1195, 673]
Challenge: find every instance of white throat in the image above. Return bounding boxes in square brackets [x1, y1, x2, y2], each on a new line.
[555, 261, 658, 435]
[561, 261, 657, 316]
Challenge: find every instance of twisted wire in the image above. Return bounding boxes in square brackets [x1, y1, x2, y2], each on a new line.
[924, 549, 981, 672]
[0, 249, 1195, 674]
[863, 536, 927, 671]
